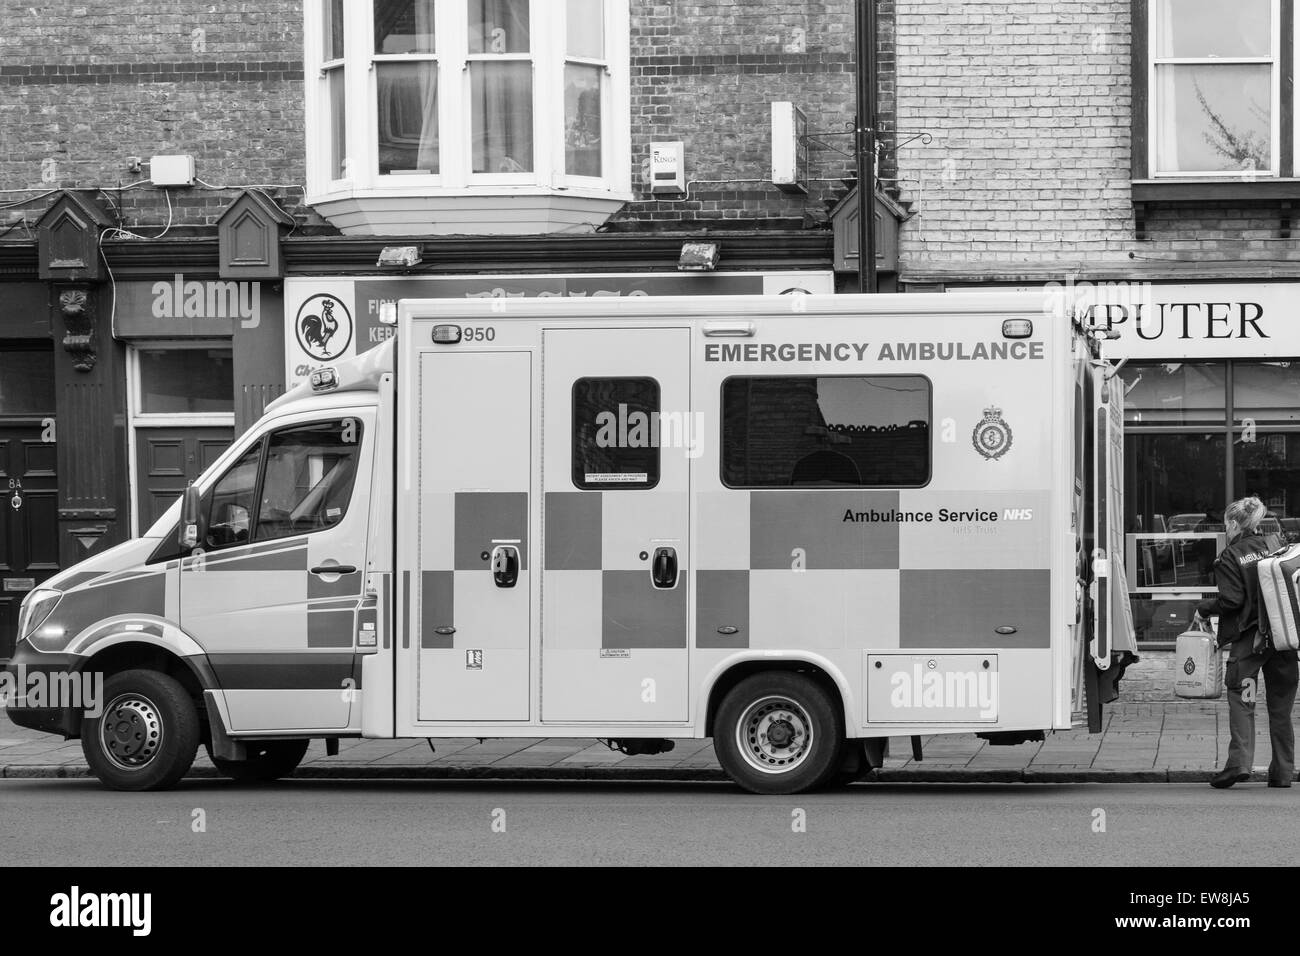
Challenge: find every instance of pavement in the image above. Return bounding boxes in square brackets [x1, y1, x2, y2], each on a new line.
[3, 700, 1298, 784]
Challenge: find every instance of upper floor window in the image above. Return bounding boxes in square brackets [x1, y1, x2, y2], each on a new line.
[1144, 0, 1281, 178]
[304, 0, 632, 234]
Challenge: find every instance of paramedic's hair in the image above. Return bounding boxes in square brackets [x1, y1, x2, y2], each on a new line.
[1225, 496, 1266, 533]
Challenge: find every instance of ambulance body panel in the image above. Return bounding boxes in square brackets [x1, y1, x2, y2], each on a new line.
[7, 292, 1127, 794]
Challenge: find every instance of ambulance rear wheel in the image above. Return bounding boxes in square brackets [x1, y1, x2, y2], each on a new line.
[81, 669, 200, 792]
[714, 672, 845, 795]
[209, 740, 310, 783]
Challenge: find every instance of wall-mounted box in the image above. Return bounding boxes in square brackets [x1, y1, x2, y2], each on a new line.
[649, 141, 685, 194]
[151, 154, 195, 187]
[771, 102, 808, 195]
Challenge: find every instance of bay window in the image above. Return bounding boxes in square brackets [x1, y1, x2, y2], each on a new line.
[304, 0, 632, 235]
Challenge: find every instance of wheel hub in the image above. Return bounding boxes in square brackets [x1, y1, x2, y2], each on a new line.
[737, 697, 814, 775]
[100, 694, 163, 771]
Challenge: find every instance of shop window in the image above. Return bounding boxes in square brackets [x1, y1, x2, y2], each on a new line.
[305, 0, 632, 235]
[1121, 362, 1226, 425]
[1232, 361, 1300, 424]
[571, 377, 660, 490]
[720, 376, 931, 489]
[137, 348, 234, 415]
[0, 350, 55, 415]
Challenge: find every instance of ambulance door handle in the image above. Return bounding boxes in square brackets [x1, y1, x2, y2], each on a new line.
[652, 547, 678, 589]
[312, 564, 357, 575]
[492, 545, 519, 588]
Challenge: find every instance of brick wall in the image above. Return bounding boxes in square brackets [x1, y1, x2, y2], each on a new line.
[0, 2, 315, 236]
[1, 1, 887, 239]
[891, 1, 1300, 279]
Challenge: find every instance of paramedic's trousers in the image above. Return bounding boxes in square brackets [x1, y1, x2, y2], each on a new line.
[1225, 638, 1299, 782]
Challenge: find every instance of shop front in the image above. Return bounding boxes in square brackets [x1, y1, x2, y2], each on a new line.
[112, 275, 286, 534]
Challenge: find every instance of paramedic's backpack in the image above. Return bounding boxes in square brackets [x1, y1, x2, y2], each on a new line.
[1255, 536, 1300, 652]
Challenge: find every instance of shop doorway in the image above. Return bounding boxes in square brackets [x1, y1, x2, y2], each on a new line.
[0, 346, 58, 660]
[128, 344, 235, 533]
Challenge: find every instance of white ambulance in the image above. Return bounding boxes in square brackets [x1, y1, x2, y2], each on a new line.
[6, 292, 1133, 794]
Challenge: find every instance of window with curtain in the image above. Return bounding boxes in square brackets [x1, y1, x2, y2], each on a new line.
[374, 0, 439, 175]
[322, 0, 348, 180]
[305, 0, 630, 218]
[1150, 0, 1277, 175]
[469, 0, 534, 173]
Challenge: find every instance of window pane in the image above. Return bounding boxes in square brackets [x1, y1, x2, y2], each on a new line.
[1125, 432, 1226, 535]
[374, 0, 436, 54]
[471, 61, 533, 172]
[1121, 362, 1225, 425]
[469, 0, 530, 53]
[721, 376, 930, 488]
[1152, 0, 1271, 58]
[1131, 596, 1205, 643]
[565, 63, 601, 176]
[572, 378, 660, 489]
[1153, 64, 1272, 173]
[323, 0, 345, 60]
[139, 349, 233, 415]
[1232, 361, 1300, 424]
[206, 444, 260, 549]
[257, 421, 362, 540]
[567, 0, 604, 58]
[328, 67, 348, 179]
[377, 62, 439, 174]
[1235, 431, 1300, 535]
[0, 350, 54, 414]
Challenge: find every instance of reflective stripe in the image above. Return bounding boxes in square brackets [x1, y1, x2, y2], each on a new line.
[208, 653, 358, 689]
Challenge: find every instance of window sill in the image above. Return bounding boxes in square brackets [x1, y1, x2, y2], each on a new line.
[308, 184, 633, 237]
[1131, 179, 1300, 240]
[1132, 178, 1300, 203]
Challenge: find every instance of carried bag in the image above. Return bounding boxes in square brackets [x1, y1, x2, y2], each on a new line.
[1255, 542, 1300, 651]
[1173, 622, 1224, 699]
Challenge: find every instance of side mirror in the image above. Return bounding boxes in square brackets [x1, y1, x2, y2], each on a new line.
[179, 482, 203, 549]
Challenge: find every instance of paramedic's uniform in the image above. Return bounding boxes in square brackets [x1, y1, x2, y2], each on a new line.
[1198, 533, 1299, 785]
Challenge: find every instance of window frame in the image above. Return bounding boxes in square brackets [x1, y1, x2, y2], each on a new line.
[717, 373, 935, 491]
[570, 375, 662, 491]
[1147, 0, 1281, 179]
[200, 417, 366, 552]
[304, 0, 632, 206]
[1134, 0, 1293, 182]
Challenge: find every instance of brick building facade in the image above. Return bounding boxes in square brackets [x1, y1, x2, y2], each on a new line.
[890, 0, 1300, 701]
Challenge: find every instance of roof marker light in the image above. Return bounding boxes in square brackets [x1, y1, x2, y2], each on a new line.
[310, 368, 338, 391]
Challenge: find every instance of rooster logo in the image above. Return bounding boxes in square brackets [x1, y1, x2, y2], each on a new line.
[295, 294, 353, 361]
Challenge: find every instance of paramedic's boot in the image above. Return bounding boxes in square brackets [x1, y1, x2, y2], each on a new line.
[1210, 767, 1251, 789]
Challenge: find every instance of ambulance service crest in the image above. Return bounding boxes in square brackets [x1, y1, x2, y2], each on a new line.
[1183, 657, 1196, 675]
[972, 406, 1013, 461]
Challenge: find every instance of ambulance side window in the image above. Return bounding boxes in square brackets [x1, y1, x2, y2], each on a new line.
[572, 377, 661, 490]
[205, 444, 261, 549]
[720, 375, 931, 488]
[255, 420, 363, 541]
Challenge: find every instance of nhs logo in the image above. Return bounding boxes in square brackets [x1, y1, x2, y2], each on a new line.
[1002, 508, 1034, 521]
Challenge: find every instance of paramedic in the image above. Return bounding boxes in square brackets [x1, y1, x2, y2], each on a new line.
[1196, 496, 1298, 789]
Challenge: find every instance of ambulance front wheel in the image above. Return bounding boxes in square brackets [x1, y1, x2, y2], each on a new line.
[81, 669, 200, 792]
[714, 672, 845, 795]
[209, 739, 310, 783]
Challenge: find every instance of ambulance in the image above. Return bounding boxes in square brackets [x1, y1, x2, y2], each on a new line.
[5, 292, 1134, 794]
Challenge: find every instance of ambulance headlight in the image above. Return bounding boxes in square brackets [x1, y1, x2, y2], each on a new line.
[17, 589, 63, 649]
[1002, 319, 1034, 339]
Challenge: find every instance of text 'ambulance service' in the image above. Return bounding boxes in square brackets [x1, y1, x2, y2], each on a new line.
[5, 293, 1135, 794]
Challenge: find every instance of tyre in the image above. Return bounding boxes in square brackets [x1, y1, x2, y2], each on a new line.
[713, 672, 846, 795]
[81, 669, 200, 792]
[208, 739, 310, 783]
